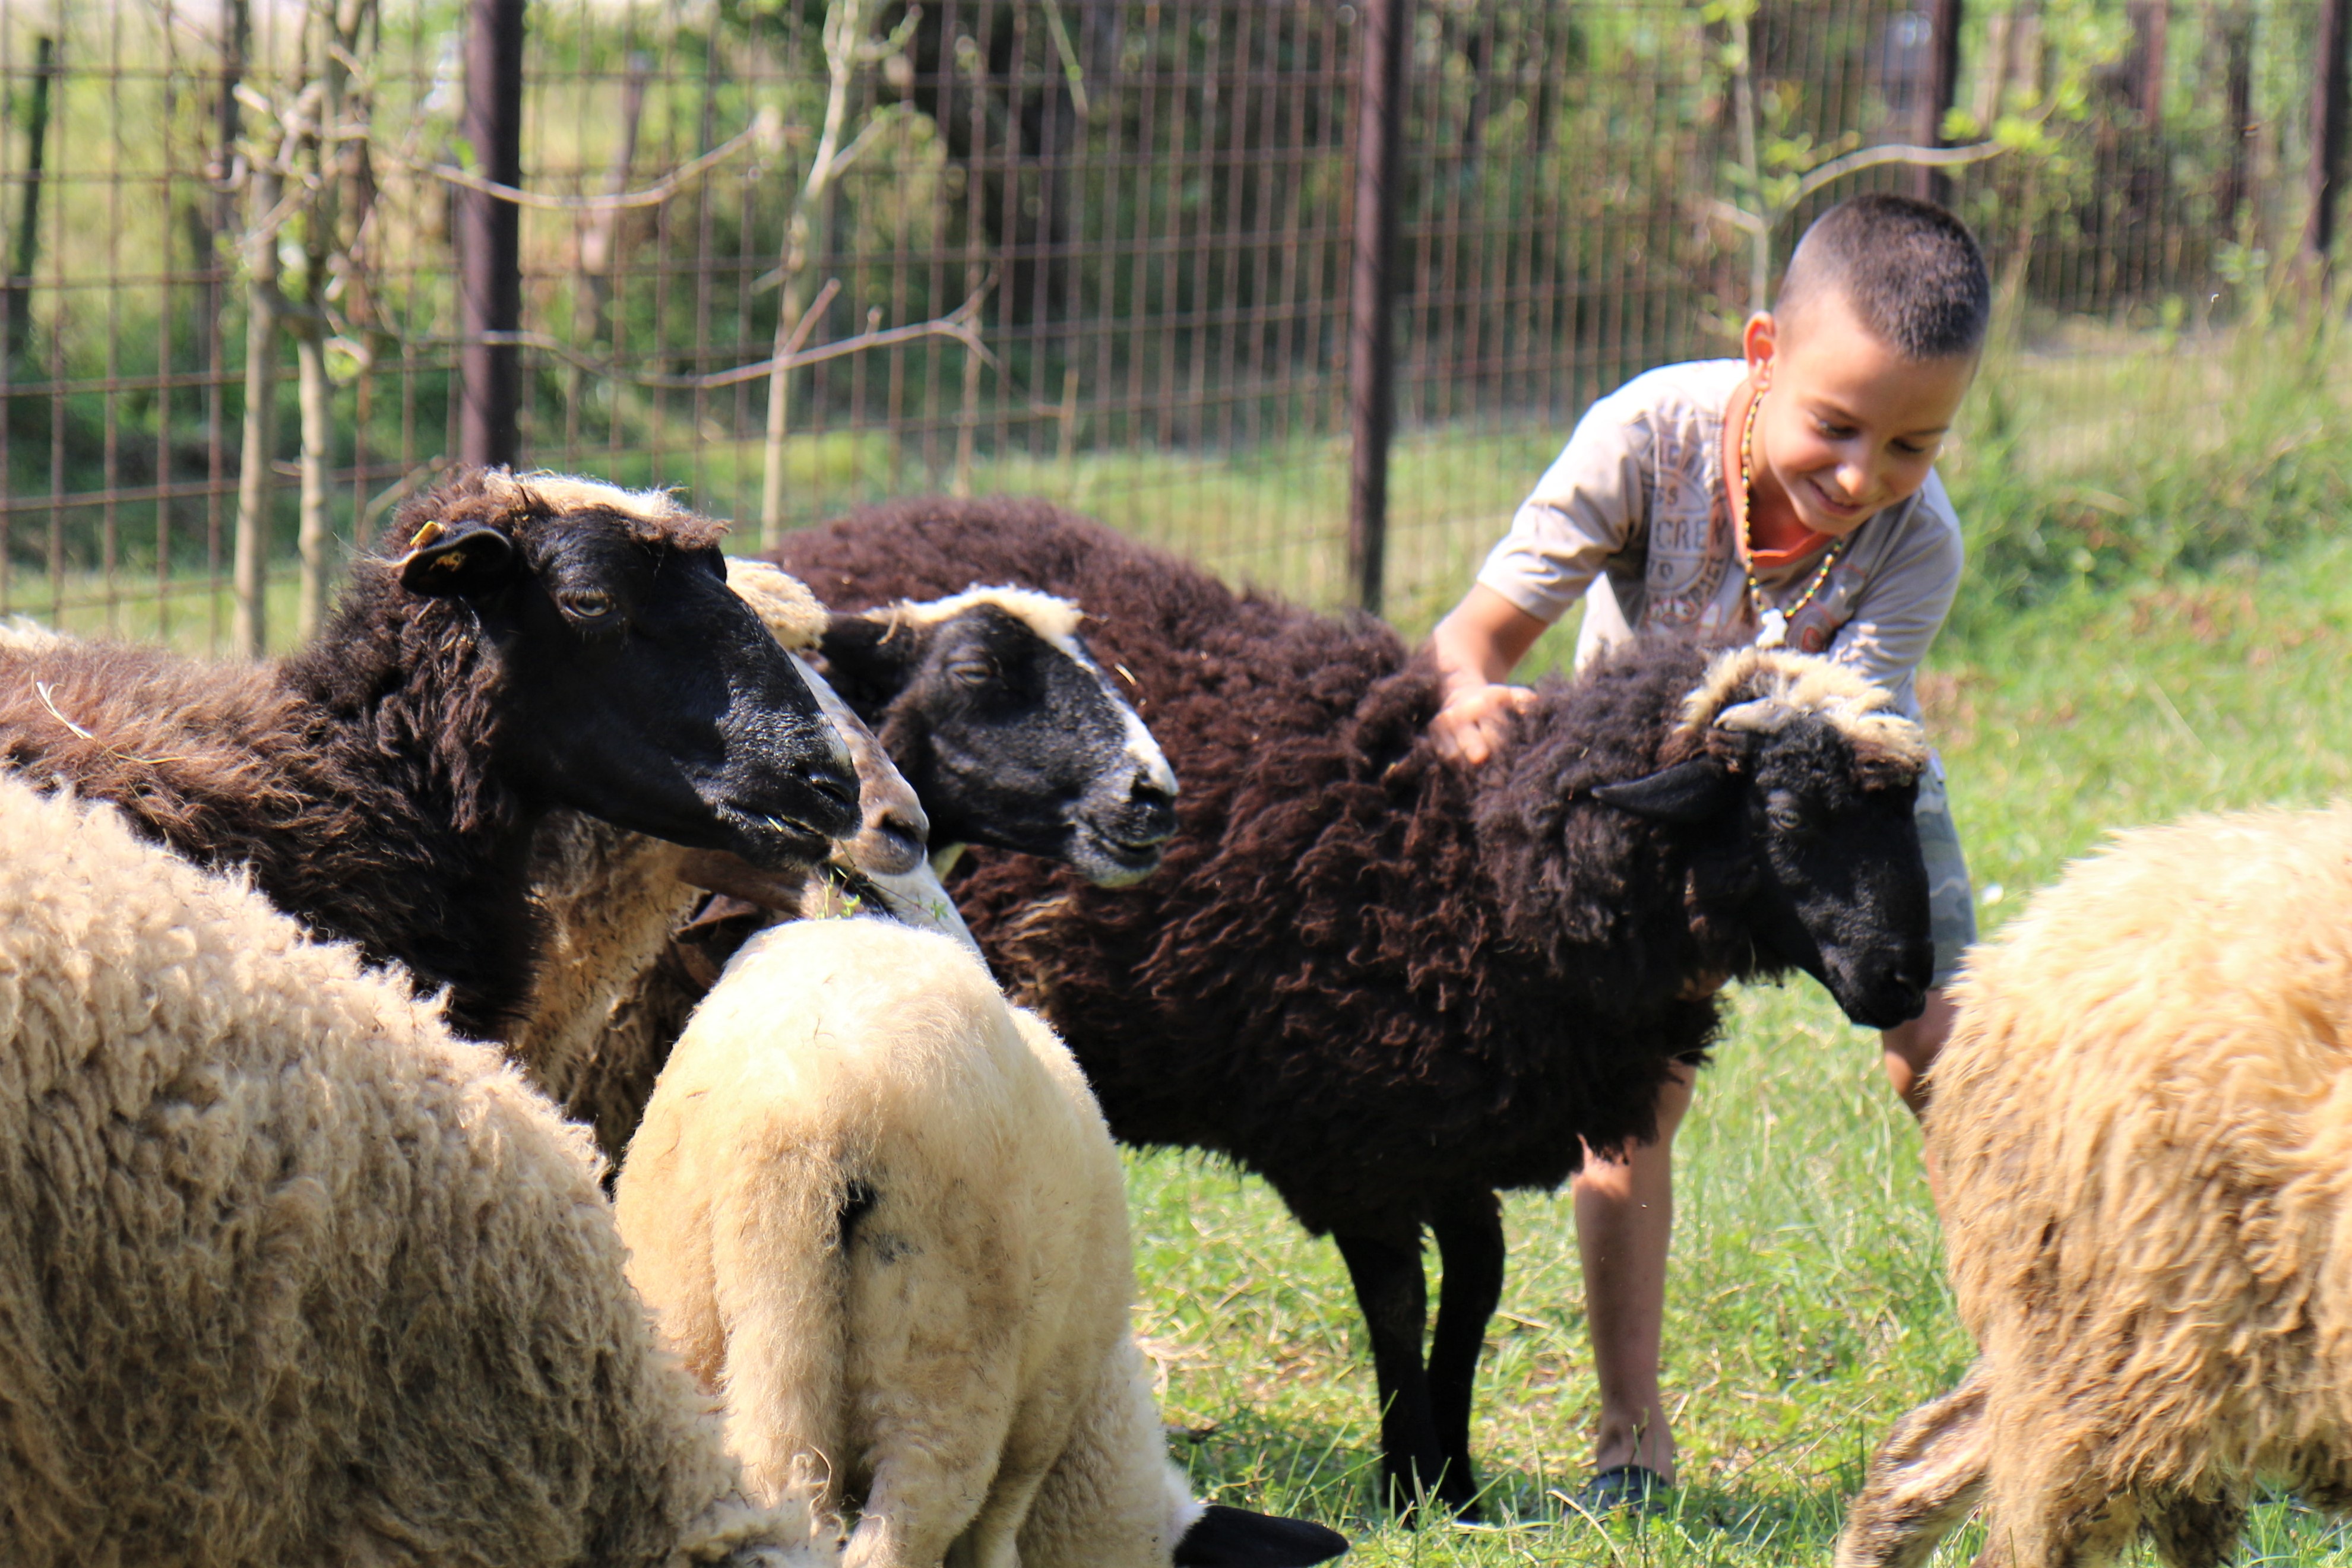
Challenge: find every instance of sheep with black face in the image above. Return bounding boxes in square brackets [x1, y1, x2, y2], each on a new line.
[762, 498, 1932, 1515]
[508, 557, 969, 1135]
[561, 578, 1182, 1167]
[0, 468, 859, 1043]
[775, 580, 1180, 886]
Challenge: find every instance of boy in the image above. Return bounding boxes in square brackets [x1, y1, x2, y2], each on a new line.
[1425, 193, 1987, 1509]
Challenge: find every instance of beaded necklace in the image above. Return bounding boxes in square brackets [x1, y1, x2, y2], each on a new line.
[1737, 384, 1849, 651]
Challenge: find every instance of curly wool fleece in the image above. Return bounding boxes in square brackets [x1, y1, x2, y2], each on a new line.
[0, 775, 815, 1568]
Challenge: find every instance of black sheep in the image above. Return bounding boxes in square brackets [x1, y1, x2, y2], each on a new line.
[0, 468, 860, 1041]
[567, 582, 1185, 1165]
[810, 584, 1179, 883]
[769, 498, 1934, 1513]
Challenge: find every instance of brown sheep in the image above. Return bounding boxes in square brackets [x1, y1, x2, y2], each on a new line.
[0, 468, 859, 1041]
[1838, 806, 2352, 1568]
[509, 558, 944, 1131]
[767, 498, 1934, 1513]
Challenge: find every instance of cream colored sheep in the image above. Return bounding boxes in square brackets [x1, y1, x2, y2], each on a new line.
[1838, 804, 2352, 1568]
[0, 773, 819, 1568]
[613, 917, 1347, 1568]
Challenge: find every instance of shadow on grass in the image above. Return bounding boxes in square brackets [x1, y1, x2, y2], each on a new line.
[1171, 1409, 1384, 1525]
[1169, 1409, 1884, 1556]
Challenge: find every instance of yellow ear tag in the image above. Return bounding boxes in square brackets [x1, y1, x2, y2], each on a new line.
[408, 518, 448, 550]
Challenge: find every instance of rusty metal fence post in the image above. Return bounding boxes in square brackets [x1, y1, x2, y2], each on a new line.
[1346, 0, 1408, 619]
[1914, 0, 1964, 205]
[458, 0, 526, 470]
[2306, 0, 2351, 281]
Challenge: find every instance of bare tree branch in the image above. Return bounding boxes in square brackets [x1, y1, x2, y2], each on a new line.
[1789, 139, 2008, 205]
[385, 107, 783, 214]
[444, 280, 992, 392]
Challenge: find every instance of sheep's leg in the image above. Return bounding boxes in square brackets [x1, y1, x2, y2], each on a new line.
[944, 1398, 1064, 1568]
[1425, 1189, 1504, 1516]
[1834, 1365, 1990, 1568]
[1974, 1434, 2140, 1568]
[2144, 1487, 2246, 1568]
[1334, 1227, 1448, 1518]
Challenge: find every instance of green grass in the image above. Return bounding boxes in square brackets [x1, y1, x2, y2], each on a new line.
[1120, 531, 2352, 1564]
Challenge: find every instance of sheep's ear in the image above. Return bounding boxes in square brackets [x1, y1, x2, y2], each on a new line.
[815, 613, 919, 701]
[397, 522, 520, 599]
[1173, 1504, 1349, 1568]
[1592, 758, 1734, 823]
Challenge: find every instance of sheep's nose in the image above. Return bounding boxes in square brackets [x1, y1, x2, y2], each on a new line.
[1127, 776, 1179, 843]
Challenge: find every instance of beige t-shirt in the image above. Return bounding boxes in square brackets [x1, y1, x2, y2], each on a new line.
[1476, 359, 1963, 718]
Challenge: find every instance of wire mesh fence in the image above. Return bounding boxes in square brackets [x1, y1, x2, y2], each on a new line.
[1, 0, 2345, 651]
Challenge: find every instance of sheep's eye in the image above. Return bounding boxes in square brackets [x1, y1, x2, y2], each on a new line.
[947, 660, 995, 688]
[560, 590, 616, 622]
[1767, 800, 1812, 837]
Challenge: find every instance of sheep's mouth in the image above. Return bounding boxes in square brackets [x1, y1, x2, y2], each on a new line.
[1071, 819, 1170, 884]
[717, 803, 840, 870]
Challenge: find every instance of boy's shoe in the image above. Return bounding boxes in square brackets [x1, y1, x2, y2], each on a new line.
[1571, 1464, 1671, 1517]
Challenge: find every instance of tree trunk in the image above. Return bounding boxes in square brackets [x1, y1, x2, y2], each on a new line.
[2215, 2, 2253, 232]
[295, 333, 331, 644]
[292, 0, 372, 644]
[2305, 0, 2351, 279]
[761, 0, 864, 547]
[4, 35, 56, 379]
[233, 160, 280, 658]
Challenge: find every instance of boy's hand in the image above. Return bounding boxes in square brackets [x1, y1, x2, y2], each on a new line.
[1427, 585, 1551, 766]
[1431, 682, 1537, 766]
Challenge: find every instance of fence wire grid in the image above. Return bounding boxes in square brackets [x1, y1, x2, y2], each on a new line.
[2, 0, 2347, 650]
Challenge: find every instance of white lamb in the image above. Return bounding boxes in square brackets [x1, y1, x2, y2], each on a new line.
[0, 772, 818, 1568]
[613, 917, 1348, 1568]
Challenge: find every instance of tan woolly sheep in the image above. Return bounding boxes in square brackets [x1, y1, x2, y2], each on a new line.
[613, 917, 1347, 1568]
[0, 773, 819, 1568]
[1838, 804, 2352, 1568]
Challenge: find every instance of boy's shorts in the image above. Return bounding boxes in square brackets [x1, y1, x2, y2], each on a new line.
[1916, 756, 1975, 990]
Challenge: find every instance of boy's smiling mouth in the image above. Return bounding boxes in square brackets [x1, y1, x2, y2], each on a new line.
[1804, 476, 1872, 521]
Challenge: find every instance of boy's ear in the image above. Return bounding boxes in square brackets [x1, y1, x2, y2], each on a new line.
[397, 520, 522, 600]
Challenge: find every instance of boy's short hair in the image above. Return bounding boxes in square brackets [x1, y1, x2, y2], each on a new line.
[1777, 194, 1990, 359]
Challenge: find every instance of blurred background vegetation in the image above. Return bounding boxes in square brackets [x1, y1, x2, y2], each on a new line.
[0, 0, 2346, 648]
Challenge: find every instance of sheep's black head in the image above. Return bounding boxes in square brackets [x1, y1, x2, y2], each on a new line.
[815, 587, 1180, 886]
[721, 559, 930, 880]
[1596, 651, 1933, 1028]
[387, 470, 861, 866]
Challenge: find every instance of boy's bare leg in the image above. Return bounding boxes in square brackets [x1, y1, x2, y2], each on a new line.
[1881, 987, 1953, 1196]
[1878, 987, 1951, 1117]
[1573, 1062, 1695, 1482]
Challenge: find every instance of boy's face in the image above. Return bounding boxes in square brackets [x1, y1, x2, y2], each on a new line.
[1743, 293, 1977, 538]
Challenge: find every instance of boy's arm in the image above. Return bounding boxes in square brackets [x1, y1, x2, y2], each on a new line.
[1430, 587, 1550, 765]
[1429, 389, 1656, 765]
